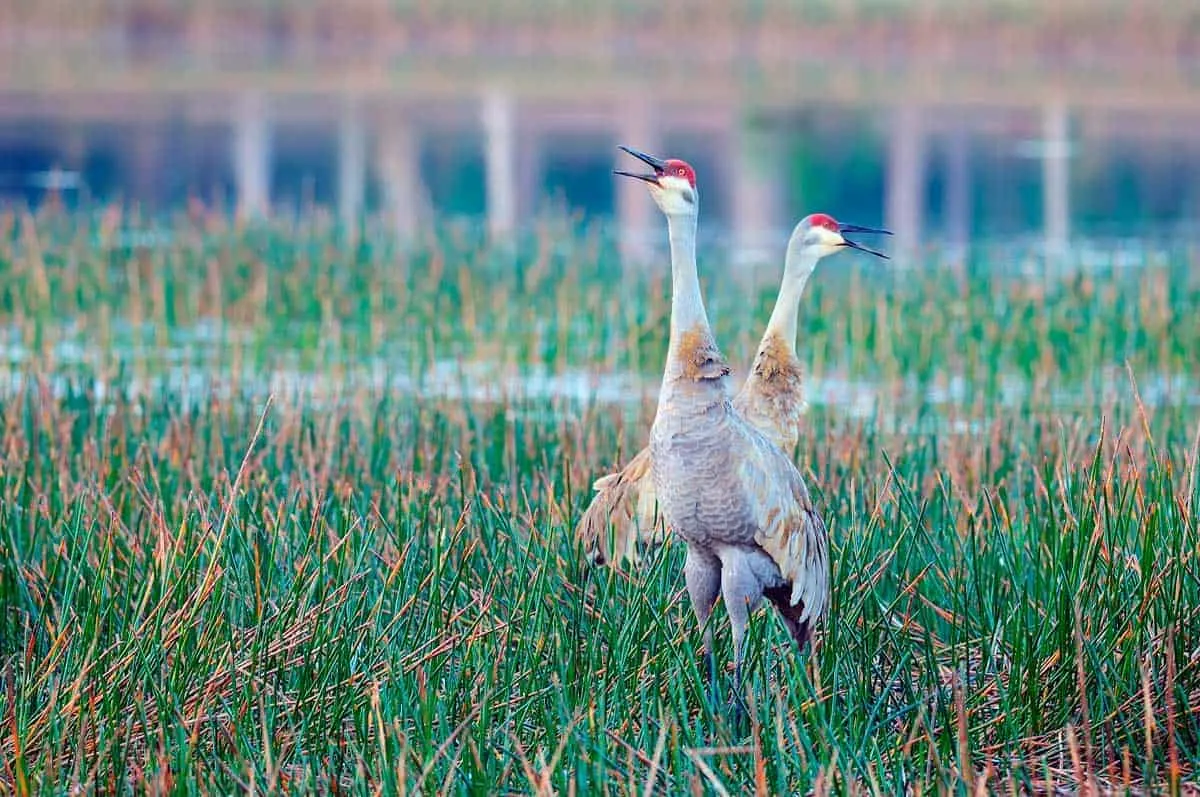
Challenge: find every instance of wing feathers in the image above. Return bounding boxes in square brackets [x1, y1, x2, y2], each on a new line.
[575, 448, 665, 566]
[738, 430, 830, 625]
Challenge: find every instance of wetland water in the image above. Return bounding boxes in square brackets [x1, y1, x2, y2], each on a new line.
[3, 315, 1197, 411]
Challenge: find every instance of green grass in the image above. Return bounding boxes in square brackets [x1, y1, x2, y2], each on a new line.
[0, 208, 1198, 793]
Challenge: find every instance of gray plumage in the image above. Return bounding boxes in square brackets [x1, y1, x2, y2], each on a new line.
[578, 213, 880, 569]
[649, 326, 828, 677]
[606, 147, 842, 697]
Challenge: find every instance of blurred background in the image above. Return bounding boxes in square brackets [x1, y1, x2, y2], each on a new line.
[1, 0, 1198, 264]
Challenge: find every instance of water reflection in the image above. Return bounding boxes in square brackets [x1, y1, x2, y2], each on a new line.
[3, 3, 1199, 262]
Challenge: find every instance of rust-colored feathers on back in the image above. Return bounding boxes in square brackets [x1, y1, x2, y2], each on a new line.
[733, 331, 807, 453]
[677, 327, 731, 382]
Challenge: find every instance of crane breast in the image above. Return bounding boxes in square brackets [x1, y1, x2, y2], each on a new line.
[649, 411, 830, 627]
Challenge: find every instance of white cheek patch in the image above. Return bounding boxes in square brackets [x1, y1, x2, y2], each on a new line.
[659, 176, 692, 193]
[815, 226, 843, 247]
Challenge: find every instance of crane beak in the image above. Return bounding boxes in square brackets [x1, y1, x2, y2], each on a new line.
[837, 223, 892, 259]
[614, 145, 668, 184]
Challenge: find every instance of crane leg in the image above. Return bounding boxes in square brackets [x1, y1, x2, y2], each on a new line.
[721, 561, 764, 720]
[684, 546, 721, 704]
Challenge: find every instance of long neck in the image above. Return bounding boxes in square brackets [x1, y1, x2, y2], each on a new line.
[665, 211, 710, 355]
[761, 239, 818, 353]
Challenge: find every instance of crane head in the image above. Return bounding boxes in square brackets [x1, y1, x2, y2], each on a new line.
[614, 146, 697, 216]
[797, 213, 892, 260]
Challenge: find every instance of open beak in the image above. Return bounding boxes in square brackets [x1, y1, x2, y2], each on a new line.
[614, 145, 668, 184]
[837, 223, 892, 259]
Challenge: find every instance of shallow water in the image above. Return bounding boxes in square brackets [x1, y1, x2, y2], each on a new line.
[3, 327, 1197, 432]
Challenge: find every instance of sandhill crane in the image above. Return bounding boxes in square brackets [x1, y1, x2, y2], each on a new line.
[599, 146, 883, 703]
[578, 213, 890, 567]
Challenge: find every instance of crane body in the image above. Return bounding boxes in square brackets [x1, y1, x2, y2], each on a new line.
[597, 146, 891, 697]
[579, 213, 890, 569]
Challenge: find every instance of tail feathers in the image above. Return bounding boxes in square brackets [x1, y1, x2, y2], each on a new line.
[764, 585, 812, 649]
[592, 473, 619, 491]
[576, 448, 659, 568]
